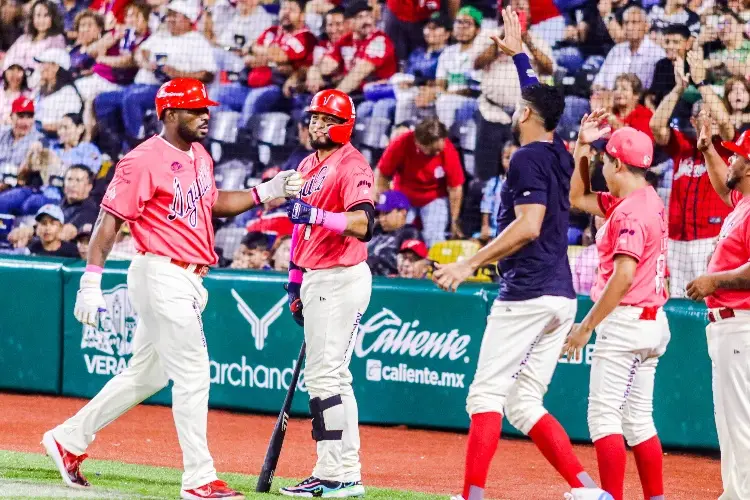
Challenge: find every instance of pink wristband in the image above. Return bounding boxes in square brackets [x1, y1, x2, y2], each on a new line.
[250, 186, 261, 205]
[289, 269, 303, 284]
[318, 210, 348, 234]
[85, 265, 104, 274]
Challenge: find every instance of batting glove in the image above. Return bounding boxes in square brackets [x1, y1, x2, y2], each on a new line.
[74, 271, 108, 326]
[284, 281, 304, 327]
[287, 198, 320, 225]
[254, 170, 303, 203]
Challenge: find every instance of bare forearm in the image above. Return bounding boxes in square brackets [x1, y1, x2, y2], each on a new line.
[342, 210, 369, 239]
[98, 54, 135, 68]
[524, 37, 553, 75]
[213, 190, 258, 217]
[373, 170, 391, 200]
[711, 263, 750, 290]
[704, 144, 732, 203]
[467, 219, 536, 270]
[571, 142, 604, 216]
[448, 186, 463, 225]
[651, 87, 683, 145]
[580, 271, 632, 331]
[700, 86, 734, 141]
[87, 209, 124, 267]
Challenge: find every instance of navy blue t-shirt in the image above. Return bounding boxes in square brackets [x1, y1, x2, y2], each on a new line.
[495, 135, 576, 301]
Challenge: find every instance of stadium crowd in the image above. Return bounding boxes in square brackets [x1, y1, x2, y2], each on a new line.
[0, 0, 749, 295]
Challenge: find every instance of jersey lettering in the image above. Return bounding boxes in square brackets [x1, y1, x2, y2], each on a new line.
[167, 163, 212, 228]
[300, 165, 329, 198]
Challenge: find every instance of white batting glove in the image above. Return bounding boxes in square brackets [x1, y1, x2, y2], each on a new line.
[74, 272, 108, 326]
[255, 170, 304, 202]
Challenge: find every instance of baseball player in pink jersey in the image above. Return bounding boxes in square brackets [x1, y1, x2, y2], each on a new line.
[686, 113, 750, 500]
[41, 78, 303, 500]
[278, 89, 375, 498]
[566, 113, 671, 500]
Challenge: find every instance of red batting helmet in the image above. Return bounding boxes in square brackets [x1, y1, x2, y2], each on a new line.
[723, 130, 750, 161]
[306, 89, 356, 144]
[154, 78, 218, 119]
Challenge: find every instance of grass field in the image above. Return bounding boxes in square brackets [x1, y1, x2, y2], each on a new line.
[0, 450, 446, 500]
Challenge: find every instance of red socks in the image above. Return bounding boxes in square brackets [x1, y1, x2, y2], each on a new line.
[594, 434, 627, 500]
[528, 414, 588, 488]
[632, 436, 664, 500]
[462, 412, 502, 500]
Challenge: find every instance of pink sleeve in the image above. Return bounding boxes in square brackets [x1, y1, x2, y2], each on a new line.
[610, 213, 646, 262]
[101, 156, 156, 222]
[341, 159, 375, 210]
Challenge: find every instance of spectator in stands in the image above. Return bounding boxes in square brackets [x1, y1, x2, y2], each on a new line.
[367, 189, 421, 276]
[213, 0, 315, 128]
[472, 12, 553, 180]
[705, 12, 750, 85]
[646, 23, 692, 125]
[374, 117, 464, 247]
[272, 234, 291, 271]
[650, 50, 736, 298]
[724, 77, 750, 134]
[0, 96, 40, 167]
[479, 141, 516, 241]
[525, 0, 565, 48]
[230, 231, 272, 269]
[647, 0, 700, 42]
[108, 221, 137, 260]
[425, 6, 483, 129]
[27, 203, 79, 257]
[210, 0, 274, 74]
[306, 0, 397, 95]
[0, 0, 24, 55]
[75, 226, 90, 260]
[119, 0, 216, 143]
[59, 0, 87, 39]
[382, 0, 444, 62]
[7, 163, 97, 247]
[396, 238, 430, 279]
[0, 63, 28, 125]
[592, 6, 665, 91]
[76, 1, 151, 139]
[596, 0, 635, 45]
[607, 73, 654, 141]
[32, 48, 83, 135]
[361, 12, 451, 124]
[68, 11, 105, 80]
[572, 215, 603, 295]
[2, 0, 65, 72]
[560, 0, 615, 61]
[280, 118, 313, 171]
[48, 113, 102, 174]
[88, 0, 131, 30]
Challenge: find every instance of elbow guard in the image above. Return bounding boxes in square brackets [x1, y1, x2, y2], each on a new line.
[349, 202, 375, 242]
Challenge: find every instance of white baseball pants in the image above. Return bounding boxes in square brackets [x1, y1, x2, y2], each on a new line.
[588, 306, 671, 446]
[52, 254, 217, 490]
[301, 261, 372, 483]
[466, 296, 577, 434]
[707, 312, 750, 500]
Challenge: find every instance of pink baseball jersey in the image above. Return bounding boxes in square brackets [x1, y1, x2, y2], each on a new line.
[706, 190, 750, 310]
[101, 136, 219, 265]
[591, 187, 668, 308]
[293, 142, 374, 270]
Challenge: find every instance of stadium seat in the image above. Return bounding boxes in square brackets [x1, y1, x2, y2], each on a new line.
[254, 112, 291, 147]
[214, 159, 254, 191]
[208, 110, 242, 144]
[215, 226, 248, 260]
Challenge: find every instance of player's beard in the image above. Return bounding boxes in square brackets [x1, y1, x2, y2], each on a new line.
[178, 121, 205, 143]
[727, 172, 741, 190]
[310, 131, 337, 151]
[511, 118, 521, 144]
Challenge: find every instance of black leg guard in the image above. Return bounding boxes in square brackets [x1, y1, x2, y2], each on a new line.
[309, 395, 343, 441]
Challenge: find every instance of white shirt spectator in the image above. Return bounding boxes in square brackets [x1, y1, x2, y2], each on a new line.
[134, 31, 218, 85]
[34, 86, 83, 126]
[592, 37, 666, 90]
[217, 8, 274, 50]
[436, 40, 481, 93]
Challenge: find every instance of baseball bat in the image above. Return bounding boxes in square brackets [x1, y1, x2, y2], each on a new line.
[256, 341, 306, 493]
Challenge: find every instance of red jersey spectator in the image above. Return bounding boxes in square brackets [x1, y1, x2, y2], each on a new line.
[383, 0, 444, 62]
[608, 73, 654, 142]
[374, 118, 464, 247]
[89, 0, 130, 27]
[307, 0, 397, 94]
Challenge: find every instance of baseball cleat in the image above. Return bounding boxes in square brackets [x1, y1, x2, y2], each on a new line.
[280, 476, 365, 497]
[41, 430, 90, 488]
[181, 479, 245, 499]
[564, 487, 615, 500]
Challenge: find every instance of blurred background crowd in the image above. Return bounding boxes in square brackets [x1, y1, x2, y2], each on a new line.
[0, 0, 748, 296]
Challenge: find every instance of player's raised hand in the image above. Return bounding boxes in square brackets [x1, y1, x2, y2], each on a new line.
[577, 110, 611, 145]
[686, 274, 718, 301]
[256, 170, 304, 203]
[491, 7, 523, 57]
[560, 323, 593, 362]
[696, 110, 714, 152]
[74, 271, 108, 326]
[432, 261, 474, 292]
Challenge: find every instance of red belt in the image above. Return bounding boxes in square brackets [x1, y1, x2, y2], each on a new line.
[137, 252, 210, 278]
[708, 308, 735, 323]
[639, 306, 659, 321]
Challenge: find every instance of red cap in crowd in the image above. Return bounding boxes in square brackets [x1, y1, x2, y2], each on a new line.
[605, 127, 653, 169]
[722, 130, 750, 161]
[11, 97, 34, 115]
[399, 239, 428, 259]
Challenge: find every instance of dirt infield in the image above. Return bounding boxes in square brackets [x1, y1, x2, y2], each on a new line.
[0, 393, 721, 499]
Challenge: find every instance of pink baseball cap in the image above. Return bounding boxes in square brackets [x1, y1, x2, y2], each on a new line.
[605, 127, 654, 169]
